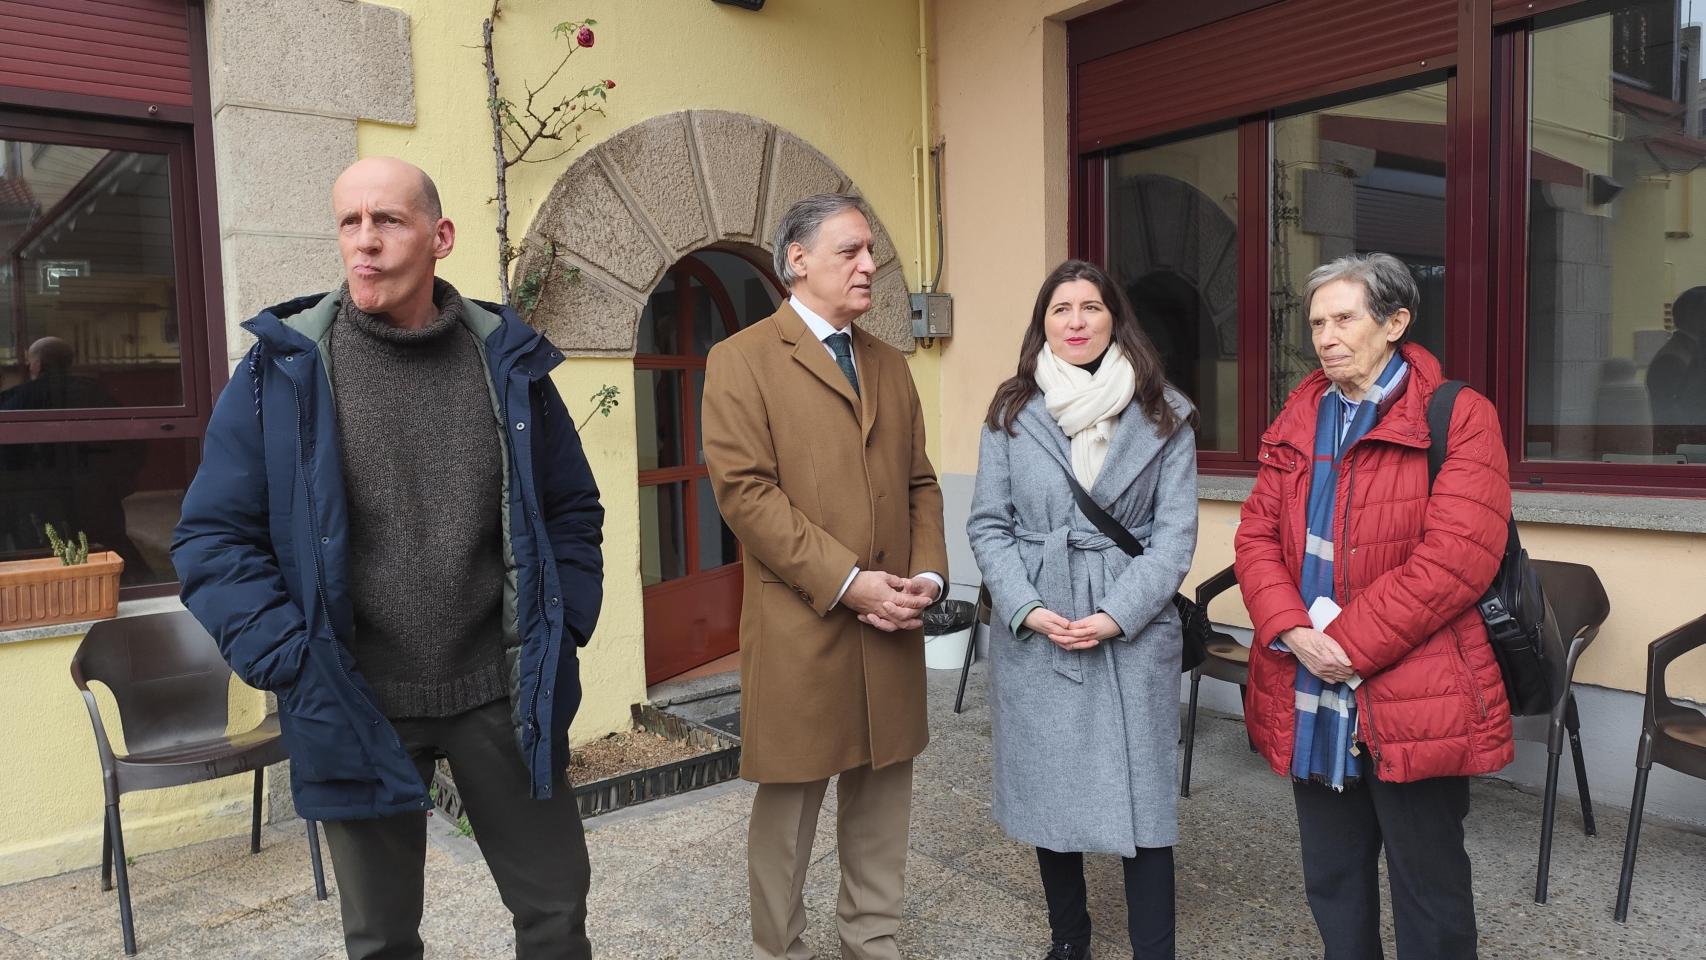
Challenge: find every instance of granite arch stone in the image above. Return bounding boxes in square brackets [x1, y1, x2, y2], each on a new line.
[520, 110, 914, 354]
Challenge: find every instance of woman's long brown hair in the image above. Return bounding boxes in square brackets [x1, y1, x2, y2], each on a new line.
[984, 259, 1195, 437]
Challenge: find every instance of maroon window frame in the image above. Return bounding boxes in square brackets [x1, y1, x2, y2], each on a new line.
[0, 1, 224, 597]
[1070, 0, 1704, 495]
[0, 108, 218, 598]
[634, 250, 786, 580]
[0, 110, 212, 436]
[1489, 6, 1706, 496]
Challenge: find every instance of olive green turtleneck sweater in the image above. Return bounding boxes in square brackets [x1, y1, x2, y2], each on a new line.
[329, 280, 512, 719]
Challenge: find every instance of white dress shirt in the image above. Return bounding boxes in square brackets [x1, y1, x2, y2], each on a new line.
[791, 294, 859, 375]
[787, 295, 944, 608]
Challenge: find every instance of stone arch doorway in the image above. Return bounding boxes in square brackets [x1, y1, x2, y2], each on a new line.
[512, 110, 916, 683]
[634, 246, 783, 684]
[512, 110, 916, 356]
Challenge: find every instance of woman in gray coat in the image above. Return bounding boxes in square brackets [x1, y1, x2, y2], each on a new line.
[968, 259, 1198, 960]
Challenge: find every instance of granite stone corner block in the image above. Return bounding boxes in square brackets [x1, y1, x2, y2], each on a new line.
[532, 159, 667, 294]
[212, 108, 356, 235]
[761, 132, 847, 248]
[352, 1, 416, 125]
[209, 0, 414, 125]
[223, 234, 342, 324]
[690, 110, 771, 241]
[602, 115, 710, 255]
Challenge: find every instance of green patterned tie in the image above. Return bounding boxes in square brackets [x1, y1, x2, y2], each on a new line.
[826, 332, 860, 397]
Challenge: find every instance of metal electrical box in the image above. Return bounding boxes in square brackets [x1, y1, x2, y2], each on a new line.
[910, 292, 953, 339]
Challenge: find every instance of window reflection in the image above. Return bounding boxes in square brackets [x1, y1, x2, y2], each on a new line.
[1105, 127, 1240, 451]
[0, 141, 181, 410]
[1528, 4, 1706, 465]
[1271, 82, 1450, 416]
[0, 437, 197, 587]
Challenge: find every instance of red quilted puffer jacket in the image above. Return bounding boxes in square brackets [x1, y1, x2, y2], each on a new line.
[1235, 343, 1515, 783]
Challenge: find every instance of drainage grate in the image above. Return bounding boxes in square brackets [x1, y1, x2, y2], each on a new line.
[701, 710, 742, 737]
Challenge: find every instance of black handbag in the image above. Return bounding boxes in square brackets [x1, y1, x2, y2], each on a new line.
[1061, 469, 1209, 673]
[1427, 381, 1556, 716]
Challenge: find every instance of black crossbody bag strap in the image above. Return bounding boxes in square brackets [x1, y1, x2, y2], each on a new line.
[1056, 458, 1209, 674]
[1062, 468, 1143, 559]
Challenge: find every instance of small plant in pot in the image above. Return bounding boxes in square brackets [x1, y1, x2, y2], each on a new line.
[44, 524, 91, 565]
[0, 523, 125, 630]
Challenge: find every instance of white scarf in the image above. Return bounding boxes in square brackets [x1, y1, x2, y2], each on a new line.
[1033, 342, 1137, 488]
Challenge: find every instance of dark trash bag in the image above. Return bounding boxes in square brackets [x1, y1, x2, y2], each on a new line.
[922, 599, 977, 635]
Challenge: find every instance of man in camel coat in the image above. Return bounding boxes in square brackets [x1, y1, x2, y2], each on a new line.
[701, 192, 949, 960]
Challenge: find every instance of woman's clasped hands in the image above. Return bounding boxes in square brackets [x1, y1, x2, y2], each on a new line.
[1023, 607, 1122, 650]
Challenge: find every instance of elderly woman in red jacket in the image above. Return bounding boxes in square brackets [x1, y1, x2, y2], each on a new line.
[1235, 252, 1514, 960]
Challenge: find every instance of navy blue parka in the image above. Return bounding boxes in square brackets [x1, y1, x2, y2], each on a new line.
[172, 289, 603, 820]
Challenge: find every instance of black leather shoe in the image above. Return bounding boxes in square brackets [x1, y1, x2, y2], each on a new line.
[1044, 944, 1090, 960]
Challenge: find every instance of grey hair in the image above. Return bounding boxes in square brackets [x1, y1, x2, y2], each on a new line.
[772, 192, 865, 288]
[1303, 252, 1418, 340]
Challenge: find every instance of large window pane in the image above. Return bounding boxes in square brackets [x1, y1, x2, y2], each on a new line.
[636, 274, 679, 355]
[633, 368, 683, 471]
[0, 141, 182, 410]
[0, 436, 198, 587]
[1105, 127, 1240, 451]
[695, 477, 738, 572]
[1271, 82, 1449, 417]
[1528, 4, 1706, 465]
[638, 481, 686, 586]
[699, 249, 781, 331]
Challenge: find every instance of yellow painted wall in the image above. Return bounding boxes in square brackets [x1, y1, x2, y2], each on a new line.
[935, 0, 1706, 705]
[0, 631, 266, 885]
[551, 358, 647, 741]
[357, 0, 934, 741]
[936, 0, 1072, 477]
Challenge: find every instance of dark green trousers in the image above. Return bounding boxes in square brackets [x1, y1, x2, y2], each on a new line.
[321, 699, 591, 960]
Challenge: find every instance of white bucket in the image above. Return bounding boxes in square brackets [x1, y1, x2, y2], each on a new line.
[924, 625, 974, 670]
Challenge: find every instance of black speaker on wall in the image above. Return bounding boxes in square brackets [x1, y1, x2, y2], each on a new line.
[713, 0, 765, 9]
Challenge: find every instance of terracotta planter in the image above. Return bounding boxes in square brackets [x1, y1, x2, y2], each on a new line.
[0, 552, 125, 631]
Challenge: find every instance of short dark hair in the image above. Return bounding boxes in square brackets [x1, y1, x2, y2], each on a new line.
[1673, 286, 1706, 335]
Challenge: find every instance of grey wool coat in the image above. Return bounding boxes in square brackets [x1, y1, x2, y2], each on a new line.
[967, 389, 1198, 854]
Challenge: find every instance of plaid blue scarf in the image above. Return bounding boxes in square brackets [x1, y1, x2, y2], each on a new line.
[1289, 352, 1410, 790]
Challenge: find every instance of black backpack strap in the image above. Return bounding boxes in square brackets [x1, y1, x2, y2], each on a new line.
[1426, 379, 1468, 493]
[1062, 467, 1144, 559]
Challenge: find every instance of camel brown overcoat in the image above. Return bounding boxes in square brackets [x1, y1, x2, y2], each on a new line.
[701, 302, 949, 783]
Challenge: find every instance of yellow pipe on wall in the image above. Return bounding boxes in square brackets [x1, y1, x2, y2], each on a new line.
[918, 0, 934, 290]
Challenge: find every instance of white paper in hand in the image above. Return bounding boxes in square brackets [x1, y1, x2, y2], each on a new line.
[1307, 596, 1362, 689]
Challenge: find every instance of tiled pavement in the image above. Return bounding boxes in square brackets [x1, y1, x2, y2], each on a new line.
[4, 666, 1705, 959]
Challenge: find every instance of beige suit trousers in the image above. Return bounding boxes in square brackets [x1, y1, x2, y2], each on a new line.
[748, 760, 913, 960]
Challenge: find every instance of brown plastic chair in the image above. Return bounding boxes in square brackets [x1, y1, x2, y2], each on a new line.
[1179, 564, 1249, 798]
[1613, 611, 1706, 923]
[1526, 558, 1610, 904]
[69, 610, 326, 955]
[954, 584, 993, 714]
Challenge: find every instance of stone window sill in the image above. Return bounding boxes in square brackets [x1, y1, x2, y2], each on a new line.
[1196, 475, 1706, 534]
[0, 595, 186, 648]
